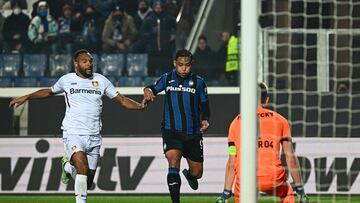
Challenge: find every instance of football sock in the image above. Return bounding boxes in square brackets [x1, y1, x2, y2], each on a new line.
[64, 162, 77, 180]
[167, 168, 181, 203]
[87, 171, 95, 189]
[75, 174, 87, 203]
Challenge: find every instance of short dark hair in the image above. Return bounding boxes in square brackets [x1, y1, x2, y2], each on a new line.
[11, 0, 21, 9]
[258, 82, 268, 104]
[84, 4, 96, 12]
[73, 49, 90, 60]
[152, 0, 162, 8]
[198, 35, 207, 42]
[174, 49, 193, 61]
[138, 0, 149, 6]
[113, 1, 125, 12]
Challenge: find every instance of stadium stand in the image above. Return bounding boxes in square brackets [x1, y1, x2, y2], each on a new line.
[118, 76, 143, 86]
[99, 54, 125, 77]
[39, 77, 58, 87]
[126, 54, 148, 77]
[48, 54, 72, 77]
[0, 77, 13, 87]
[105, 76, 118, 86]
[143, 76, 158, 85]
[0, 54, 22, 77]
[91, 53, 99, 73]
[23, 54, 48, 77]
[14, 77, 38, 87]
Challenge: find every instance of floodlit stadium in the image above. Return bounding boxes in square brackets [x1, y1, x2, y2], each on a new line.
[0, 0, 359, 203]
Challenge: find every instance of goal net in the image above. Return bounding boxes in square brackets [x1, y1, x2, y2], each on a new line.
[258, 0, 360, 202]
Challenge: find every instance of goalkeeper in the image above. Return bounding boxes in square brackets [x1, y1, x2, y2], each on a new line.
[216, 82, 309, 203]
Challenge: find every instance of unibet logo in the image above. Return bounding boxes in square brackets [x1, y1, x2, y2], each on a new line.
[166, 85, 196, 93]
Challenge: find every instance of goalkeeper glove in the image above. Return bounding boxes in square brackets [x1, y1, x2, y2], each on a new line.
[215, 189, 232, 203]
[294, 185, 309, 203]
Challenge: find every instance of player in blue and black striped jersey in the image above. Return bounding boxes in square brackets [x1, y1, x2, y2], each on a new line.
[143, 49, 210, 203]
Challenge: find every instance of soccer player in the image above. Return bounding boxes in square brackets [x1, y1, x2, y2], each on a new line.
[143, 49, 210, 203]
[215, 82, 309, 203]
[9, 49, 146, 203]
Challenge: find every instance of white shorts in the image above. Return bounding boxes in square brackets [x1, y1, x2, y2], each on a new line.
[63, 131, 102, 170]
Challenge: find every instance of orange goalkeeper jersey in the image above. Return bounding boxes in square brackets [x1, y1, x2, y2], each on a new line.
[228, 105, 292, 192]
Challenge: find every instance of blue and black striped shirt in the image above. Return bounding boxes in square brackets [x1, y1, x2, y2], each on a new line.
[147, 69, 210, 135]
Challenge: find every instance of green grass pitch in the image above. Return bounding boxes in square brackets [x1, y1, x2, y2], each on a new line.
[0, 195, 360, 203]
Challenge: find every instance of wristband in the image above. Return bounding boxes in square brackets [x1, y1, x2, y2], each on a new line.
[294, 185, 305, 196]
[221, 189, 232, 200]
[228, 146, 236, 155]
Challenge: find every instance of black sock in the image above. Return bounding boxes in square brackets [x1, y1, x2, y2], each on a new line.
[167, 168, 181, 203]
[87, 170, 95, 190]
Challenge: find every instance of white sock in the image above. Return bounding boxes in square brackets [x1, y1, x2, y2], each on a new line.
[75, 174, 87, 203]
[64, 162, 77, 180]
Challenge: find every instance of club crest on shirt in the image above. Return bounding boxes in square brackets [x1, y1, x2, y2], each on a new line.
[189, 80, 194, 87]
[71, 145, 77, 152]
[92, 81, 99, 88]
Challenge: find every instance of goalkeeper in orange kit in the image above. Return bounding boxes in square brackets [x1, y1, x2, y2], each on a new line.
[216, 82, 309, 203]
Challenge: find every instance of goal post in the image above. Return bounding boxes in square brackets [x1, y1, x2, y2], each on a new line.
[240, 0, 259, 203]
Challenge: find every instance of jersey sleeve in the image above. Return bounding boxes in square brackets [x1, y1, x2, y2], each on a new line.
[50, 76, 65, 94]
[198, 78, 210, 120]
[227, 116, 240, 156]
[198, 79, 209, 103]
[281, 117, 292, 141]
[104, 77, 119, 99]
[146, 73, 167, 95]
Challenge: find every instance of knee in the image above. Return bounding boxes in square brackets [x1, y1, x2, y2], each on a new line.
[75, 163, 88, 175]
[166, 156, 181, 168]
[72, 155, 89, 175]
[168, 159, 180, 168]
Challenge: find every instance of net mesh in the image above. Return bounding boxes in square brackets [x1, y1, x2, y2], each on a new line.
[258, 0, 360, 202]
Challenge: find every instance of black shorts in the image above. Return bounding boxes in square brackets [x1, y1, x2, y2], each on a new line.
[161, 129, 203, 162]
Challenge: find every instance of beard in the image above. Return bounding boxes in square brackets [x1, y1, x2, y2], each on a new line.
[77, 66, 93, 78]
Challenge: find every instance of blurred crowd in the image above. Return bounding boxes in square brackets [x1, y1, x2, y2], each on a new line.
[0, 0, 178, 55]
[0, 0, 238, 85]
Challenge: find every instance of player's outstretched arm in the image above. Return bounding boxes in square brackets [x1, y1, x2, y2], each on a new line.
[223, 155, 236, 191]
[282, 140, 309, 203]
[216, 155, 236, 203]
[9, 88, 55, 108]
[112, 93, 146, 110]
[282, 140, 302, 186]
[199, 100, 210, 133]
